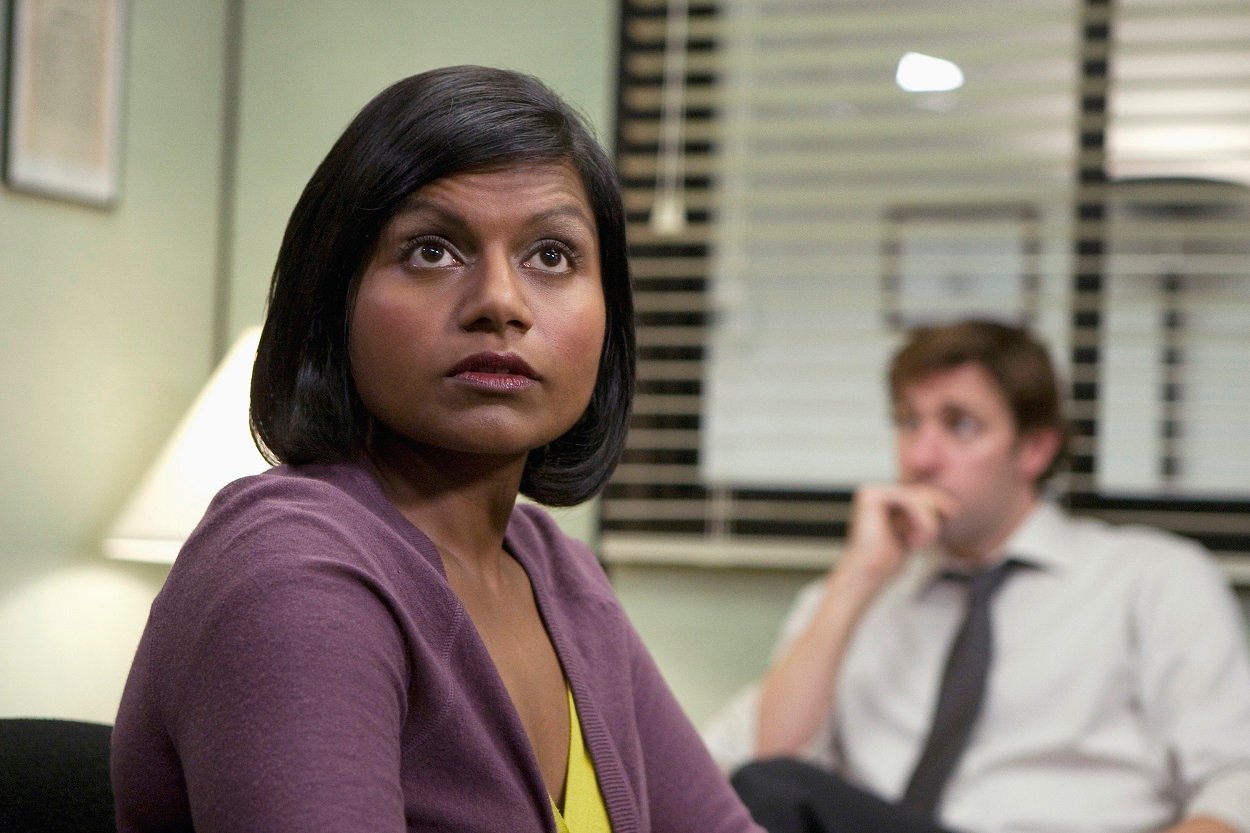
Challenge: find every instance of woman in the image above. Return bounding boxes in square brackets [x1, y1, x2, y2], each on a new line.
[111, 66, 762, 833]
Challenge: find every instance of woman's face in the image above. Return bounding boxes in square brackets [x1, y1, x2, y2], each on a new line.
[349, 162, 606, 467]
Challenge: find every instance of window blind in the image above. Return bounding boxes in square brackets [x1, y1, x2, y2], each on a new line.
[1069, 0, 1250, 563]
[604, 0, 1250, 577]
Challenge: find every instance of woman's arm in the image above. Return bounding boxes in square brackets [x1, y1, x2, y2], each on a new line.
[123, 543, 413, 833]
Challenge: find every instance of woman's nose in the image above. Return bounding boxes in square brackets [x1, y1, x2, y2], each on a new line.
[460, 250, 533, 334]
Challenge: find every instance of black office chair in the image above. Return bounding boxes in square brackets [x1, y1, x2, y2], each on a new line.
[0, 718, 115, 833]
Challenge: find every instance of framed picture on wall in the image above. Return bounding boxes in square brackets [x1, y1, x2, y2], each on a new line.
[881, 202, 1041, 329]
[3, 0, 127, 207]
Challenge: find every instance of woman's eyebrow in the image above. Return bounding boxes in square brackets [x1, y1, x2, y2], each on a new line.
[528, 205, 597, 236]
[390, 197, 595, 232]
[388, 199, 468, 229]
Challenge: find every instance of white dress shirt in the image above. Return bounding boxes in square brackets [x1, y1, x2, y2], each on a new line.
[702, 502, 1250, 833]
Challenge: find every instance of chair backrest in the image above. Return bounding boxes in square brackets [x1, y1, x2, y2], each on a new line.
[0, 718, 115, 833]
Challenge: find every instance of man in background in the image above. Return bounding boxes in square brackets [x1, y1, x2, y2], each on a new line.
[704, 319, 1250, 833]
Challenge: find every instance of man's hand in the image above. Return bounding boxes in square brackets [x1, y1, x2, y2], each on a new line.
[840, 483, 957, 589]
[1164, 818, 1238, 833]
[755, 483, 956, 758]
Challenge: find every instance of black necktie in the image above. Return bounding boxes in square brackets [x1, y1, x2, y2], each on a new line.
[900, 558, 1018, 817]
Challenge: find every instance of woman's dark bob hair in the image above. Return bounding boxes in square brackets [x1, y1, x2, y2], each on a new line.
[249, 65, 635, 506]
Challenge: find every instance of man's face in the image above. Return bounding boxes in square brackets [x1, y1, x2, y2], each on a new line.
[893, 362, 1055, 560]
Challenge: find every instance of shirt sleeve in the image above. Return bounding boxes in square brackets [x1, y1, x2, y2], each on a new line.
[160, 541, 412, 833]
[700, 682, 762, 774]
[1133, 542, 1250, 833]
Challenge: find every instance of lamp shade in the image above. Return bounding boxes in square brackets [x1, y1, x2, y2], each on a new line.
[103, 326, 270, 563]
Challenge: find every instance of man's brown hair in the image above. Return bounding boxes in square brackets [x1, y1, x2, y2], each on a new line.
[888, 319, 1069, 482]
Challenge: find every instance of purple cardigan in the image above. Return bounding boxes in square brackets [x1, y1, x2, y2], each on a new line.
[111, 461, 761, 833]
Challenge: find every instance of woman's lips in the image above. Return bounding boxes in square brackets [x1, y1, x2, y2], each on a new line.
[449, 352, 539, 391]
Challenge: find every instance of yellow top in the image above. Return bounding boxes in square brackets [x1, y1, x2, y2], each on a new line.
[550, 684, 612, 833]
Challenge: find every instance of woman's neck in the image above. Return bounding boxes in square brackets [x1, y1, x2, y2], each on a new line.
[364, 434, 526, 579]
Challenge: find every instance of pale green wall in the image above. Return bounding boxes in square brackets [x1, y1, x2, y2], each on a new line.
[609, 565, 821, 725]
[0, 0, 620, 724]
[0, 1, 229, 722]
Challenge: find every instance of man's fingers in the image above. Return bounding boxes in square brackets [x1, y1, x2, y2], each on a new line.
[876, 485, 954, 549]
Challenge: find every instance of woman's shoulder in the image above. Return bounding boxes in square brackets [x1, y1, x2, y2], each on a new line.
[172, 461, 443, 592]
[147, 462, 460, 672]
[205, 461, 386, 528]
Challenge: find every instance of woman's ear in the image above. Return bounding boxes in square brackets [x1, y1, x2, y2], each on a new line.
[1016, 427, 1062, 484]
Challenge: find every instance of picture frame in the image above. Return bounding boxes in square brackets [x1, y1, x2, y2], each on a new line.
[4, 0, 127, 207]
[880, 202, 1041, 329]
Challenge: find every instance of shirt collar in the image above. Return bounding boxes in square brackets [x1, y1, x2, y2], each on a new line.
[999, 500, 1072, 574]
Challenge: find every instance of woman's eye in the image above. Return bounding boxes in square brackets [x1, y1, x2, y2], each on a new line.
[406, 240, 457, 268]
[526, 243, 574, 273]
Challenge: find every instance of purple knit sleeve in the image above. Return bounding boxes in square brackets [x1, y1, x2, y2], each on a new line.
[150, 519, 413, 831]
